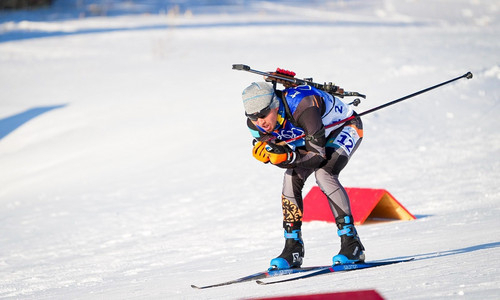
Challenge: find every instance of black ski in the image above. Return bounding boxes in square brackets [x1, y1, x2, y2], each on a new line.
[191, 266, 328, 289]
[256, 258, 414, 285]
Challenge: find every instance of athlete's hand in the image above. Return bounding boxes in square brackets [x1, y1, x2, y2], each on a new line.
[252, 141, 270, 163]
[266, 143, 295, 165]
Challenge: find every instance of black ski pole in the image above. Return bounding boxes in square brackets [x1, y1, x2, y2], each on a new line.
[281, 71, 473, 144]
[354, 71, 473, 119]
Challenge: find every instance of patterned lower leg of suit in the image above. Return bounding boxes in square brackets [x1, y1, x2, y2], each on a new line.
[281, 195, 303, 223]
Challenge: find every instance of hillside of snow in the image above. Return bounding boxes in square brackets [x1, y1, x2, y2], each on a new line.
[1, 0, 499, 299]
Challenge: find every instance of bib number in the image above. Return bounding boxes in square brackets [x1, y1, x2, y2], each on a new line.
[327, 126, 361, 156]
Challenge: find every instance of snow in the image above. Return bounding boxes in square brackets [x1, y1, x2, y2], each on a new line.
[0, 0, 499, 299]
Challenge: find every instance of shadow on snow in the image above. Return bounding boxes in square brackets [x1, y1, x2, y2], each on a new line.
[0, 104, 66, 140]
[389, 241, 500, 262]
[0, 19, 427, 43]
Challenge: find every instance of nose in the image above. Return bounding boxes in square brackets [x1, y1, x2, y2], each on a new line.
[256, 118, 266, 127]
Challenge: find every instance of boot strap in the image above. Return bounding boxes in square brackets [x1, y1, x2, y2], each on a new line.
[284, 229, 301, 240]
[337, 225, 354, 237]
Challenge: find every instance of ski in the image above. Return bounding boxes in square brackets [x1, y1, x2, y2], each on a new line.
[256, 258, 414, 285]
[191, 266, 329, 289]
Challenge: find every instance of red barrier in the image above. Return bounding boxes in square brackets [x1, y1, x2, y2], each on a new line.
[248, 289, 385, 300]
[303, 186, 416, 225]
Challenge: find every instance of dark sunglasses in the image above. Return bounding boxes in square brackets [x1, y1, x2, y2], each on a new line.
[245, 105, 272, 121]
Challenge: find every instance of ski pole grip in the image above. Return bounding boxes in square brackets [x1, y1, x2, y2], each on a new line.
[232, 64, 250, 71]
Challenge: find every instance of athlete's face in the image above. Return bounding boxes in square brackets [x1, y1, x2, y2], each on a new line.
[251, 107, 279, 133]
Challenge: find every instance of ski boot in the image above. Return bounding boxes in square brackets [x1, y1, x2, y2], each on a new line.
[269, 222, 304, 270]
[332, 215, 365, 265]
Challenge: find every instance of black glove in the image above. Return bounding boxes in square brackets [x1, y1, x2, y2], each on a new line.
[266, 143, 295, 165]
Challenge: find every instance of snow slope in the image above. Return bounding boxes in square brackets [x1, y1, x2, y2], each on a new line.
[1, 0, 499, 299]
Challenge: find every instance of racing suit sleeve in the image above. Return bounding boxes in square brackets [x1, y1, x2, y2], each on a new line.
[289, 95, 327, 169]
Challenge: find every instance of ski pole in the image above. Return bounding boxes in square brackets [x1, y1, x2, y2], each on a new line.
[281, 71, 473, 144]
[232, 64, 366, 99]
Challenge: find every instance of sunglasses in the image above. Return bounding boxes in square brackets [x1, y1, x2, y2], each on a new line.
[245, 105, 272, 121]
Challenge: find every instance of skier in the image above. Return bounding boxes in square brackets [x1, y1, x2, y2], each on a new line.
[241, 80, 365, 269]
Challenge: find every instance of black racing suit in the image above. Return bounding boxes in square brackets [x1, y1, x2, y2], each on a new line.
[247, 88, 363, 227]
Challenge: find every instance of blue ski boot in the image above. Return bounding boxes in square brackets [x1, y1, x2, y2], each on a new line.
[332, 215, 365, 265]
[269, 222, 304, 270]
